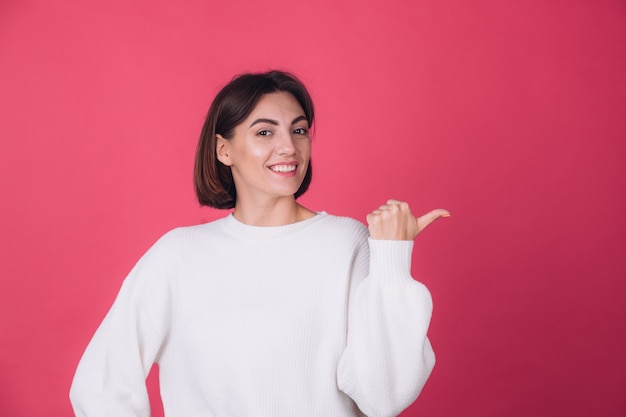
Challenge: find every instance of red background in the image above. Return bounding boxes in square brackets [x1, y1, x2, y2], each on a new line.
[1, 1, 625, 416]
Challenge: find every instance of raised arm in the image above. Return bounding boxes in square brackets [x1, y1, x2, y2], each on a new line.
[337, 201, 449, 417]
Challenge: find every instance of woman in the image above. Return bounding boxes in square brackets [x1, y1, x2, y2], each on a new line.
[70, 70, 449, 417]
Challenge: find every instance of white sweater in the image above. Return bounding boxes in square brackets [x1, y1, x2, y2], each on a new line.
[70, 212, 435, 417]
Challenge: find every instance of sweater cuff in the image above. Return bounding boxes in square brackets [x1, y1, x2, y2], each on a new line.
[367, 238, 414, 283]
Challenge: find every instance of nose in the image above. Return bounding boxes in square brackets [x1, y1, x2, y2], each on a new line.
[276, 129, 296, 156]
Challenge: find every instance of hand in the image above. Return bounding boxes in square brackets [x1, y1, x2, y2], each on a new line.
[366, 199, 450, 240]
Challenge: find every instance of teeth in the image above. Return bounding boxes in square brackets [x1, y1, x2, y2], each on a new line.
[271, 165, 296, 172]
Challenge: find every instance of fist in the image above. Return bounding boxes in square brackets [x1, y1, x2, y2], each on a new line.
[366, 199, 450, 240]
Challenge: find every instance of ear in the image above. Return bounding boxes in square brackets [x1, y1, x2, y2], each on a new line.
[215, 134, 232, 166]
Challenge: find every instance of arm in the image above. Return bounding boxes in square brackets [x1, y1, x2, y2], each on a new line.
[337, 201, 448, 417]
[69, 234, 175, 417]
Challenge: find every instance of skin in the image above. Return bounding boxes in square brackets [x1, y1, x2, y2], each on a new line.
[216, 92, 315, 226]
[367, 200, 450, 241]
[217, 91, 449, 237]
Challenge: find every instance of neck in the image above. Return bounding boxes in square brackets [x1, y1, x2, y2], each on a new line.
[232, 197, 315, 227]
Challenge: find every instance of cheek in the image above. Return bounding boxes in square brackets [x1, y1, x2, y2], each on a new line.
[249, 146, 270, 160]
[235, 141, 271, 163]
[297, 140, 312, 157]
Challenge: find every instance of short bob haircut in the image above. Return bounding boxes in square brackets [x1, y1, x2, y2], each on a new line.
[194, 70, 315, 209]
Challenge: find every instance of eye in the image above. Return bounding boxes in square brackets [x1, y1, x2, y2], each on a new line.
[257, 129, 272, 137]
[293, 127, 309, 135]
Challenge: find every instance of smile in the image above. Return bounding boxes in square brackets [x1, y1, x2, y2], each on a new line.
[270, 165, 297, 173]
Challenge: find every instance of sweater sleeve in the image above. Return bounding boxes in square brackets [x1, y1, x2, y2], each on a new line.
[337, 238, 436, 417]
[69, 234, 175, 417]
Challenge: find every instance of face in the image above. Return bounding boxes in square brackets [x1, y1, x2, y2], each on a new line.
[216, 92, 311, 206]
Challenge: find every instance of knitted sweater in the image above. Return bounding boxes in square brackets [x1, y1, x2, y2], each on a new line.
[70, 212, 435, 417]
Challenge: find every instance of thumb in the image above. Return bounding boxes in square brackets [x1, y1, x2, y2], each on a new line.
[415, 209, 451, 234]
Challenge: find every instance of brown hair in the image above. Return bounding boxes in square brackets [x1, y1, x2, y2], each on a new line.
[194, 70, 315, 209]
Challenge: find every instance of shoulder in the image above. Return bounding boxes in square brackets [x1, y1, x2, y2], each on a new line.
[160, 216, 229, 241]
[141, 217, 230, 261]
[320, 212, 366, 230]
[315, 212, 370, 244]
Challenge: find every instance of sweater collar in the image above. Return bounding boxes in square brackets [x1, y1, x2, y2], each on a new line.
[221, 211, 328, 240]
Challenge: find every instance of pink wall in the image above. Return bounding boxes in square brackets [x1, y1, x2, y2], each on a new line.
[1, 1, 625, 416]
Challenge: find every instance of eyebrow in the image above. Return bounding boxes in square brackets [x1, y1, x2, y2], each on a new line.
[249, 115, 308, 128]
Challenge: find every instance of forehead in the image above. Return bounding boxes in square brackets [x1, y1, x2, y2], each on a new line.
[248, 92, 304, 119]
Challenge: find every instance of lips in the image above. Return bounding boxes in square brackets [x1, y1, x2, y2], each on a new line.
[269, 161, 298, 173]
[269, 164, 297, 173]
